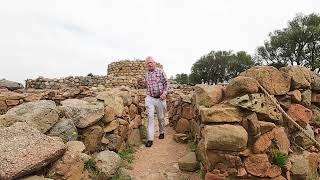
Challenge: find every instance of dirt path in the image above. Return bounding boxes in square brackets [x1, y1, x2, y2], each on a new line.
[128, 126, 201, 180]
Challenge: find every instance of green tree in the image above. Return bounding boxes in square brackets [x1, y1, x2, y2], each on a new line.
[174, 73, 189, 84]
[189, 50, 255, 84]
[256, 13, 320, 71]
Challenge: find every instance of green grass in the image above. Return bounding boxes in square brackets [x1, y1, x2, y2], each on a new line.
[271, 149, 288, 168]
[84, 158, 104, 178]
[189, 142, 197, 152]
[118, 146, 135, 164]
[196, 164, 205, 179]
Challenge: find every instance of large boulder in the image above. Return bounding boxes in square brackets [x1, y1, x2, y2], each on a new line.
[225, 76, 260, 98]
[200, 104, 244, 123]
[97, 92, 124, 117]
[280, 66, 312, 89]
[0, 79, 24, 90]
[240, 66, 291, 95]
[1, 100, 59, 133]
[94, 150, 121, 179]
[47, 151, 84, 180]
[48, 118, 78, 142]
[204, 125, 248, 151]
[0, 122, 66, 180]
[229, 93, 283, 122]
[61, 99, 104, 128]
[194, 85, 224, 108]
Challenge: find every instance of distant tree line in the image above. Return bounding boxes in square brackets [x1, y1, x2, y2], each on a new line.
[174, 13, 320, 84]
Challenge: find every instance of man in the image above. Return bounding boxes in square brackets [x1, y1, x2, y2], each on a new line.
[144, 56, 168, 147]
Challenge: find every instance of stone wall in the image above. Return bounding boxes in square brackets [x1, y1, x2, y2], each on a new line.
[0, 86, 148, 179]
[169, 66, 320, 179]
[26, 75, 107, 90]
[25, 60, 164, 89]
[105, 60, 163, 88]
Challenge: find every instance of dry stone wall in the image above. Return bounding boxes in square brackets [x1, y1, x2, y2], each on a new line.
[170, 65, 320, 180]
[25, 60, 164, 90]
[106, 60, 162, 88]
[0, 86, 147, 179]
[26, 75, 107, 90]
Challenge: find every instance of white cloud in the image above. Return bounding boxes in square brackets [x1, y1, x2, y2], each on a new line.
[0, 0, 319, 83]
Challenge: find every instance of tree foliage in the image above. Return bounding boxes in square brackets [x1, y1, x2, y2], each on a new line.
[256, 13, 320, 71]
[189, 50, 255, 84]
[174, 73, 189, 84]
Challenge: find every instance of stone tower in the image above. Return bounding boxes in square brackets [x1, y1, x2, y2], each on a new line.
[105, 60, 163, 88]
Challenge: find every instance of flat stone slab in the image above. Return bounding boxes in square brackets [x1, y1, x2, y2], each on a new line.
[0, 122, 66, 179]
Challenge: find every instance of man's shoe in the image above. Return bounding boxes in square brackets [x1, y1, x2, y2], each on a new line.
[145, 141, 153, 147]
[159, 133, 164, 139]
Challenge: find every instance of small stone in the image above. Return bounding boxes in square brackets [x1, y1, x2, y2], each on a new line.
[178, 152, 200, 172]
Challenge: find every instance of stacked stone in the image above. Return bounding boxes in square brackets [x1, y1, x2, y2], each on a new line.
[172, 66, 320, 179]
[105, 60, 162, 88]
[167, 90, 200, 143]
[26, 75, 107, 89]
[0, 89, 25, 115]
[0, 87, 146, 179]
[0, 87, 96, 115]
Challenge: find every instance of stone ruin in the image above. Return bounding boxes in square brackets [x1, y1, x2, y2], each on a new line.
[105, 60, 163, 88]
[168, 65, 320, 179]
[25, 60, 163, 90]
[2, 63, 320, 179]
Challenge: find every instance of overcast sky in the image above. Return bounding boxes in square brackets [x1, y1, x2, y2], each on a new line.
[0, 0, 319, 83]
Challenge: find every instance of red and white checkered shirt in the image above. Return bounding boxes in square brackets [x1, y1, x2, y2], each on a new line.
[146, 68, 168, 98]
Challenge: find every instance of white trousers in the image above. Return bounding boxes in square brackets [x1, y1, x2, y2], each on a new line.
[145, 96, 167, 141]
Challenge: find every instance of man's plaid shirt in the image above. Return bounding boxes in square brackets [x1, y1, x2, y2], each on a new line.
[145, 68, 168, 98]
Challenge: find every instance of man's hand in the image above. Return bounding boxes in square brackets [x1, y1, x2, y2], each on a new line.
[160, 94, 166, 100]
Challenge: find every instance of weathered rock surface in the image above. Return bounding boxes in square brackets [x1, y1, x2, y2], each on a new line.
[230, 93, 282, 122]
[204, 125, 248, 151]
[280, 66, 312, 89]
[61, 99, 104, 128]
[225, 76, 260, 98]
[194, 85, 224, 108]
[240, 66, 291, 95]
[0, 122, 66, 180]
[48, 118, 78, 142]
[178, 152, 200, 172]
[1, 100, 59, 133]
[94, 150, 121, 178]
[200, 104, 244, 123]
[0, 79, 24, 90]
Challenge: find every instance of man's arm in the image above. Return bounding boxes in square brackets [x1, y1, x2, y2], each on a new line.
[160, 69, 168, 99]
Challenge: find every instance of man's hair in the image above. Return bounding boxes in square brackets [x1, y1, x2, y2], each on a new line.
[145, 56, 155, 62]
